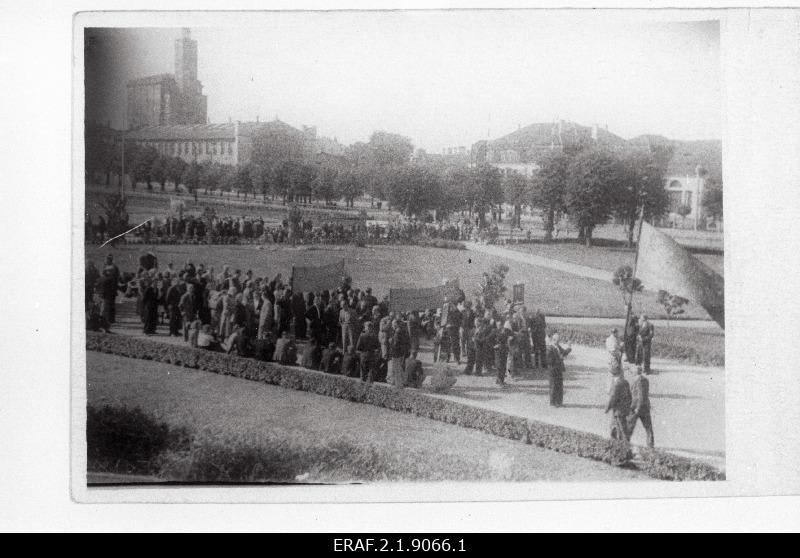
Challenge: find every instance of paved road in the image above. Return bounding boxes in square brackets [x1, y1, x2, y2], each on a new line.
[104, 297, 725, 470]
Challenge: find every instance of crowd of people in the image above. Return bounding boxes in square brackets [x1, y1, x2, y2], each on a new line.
[86, 251, 656, 450]
[86, 253, 576, 398]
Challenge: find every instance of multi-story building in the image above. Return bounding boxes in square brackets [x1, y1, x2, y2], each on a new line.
[126, 28, 208, 129]
[123, 119, 344, 167]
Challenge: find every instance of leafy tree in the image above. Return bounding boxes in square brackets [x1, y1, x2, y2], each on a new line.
[313, 162, 339, 204]
[150, 155, 167, 191]
[676, 203, 692, 226]
[249, 164, 272, 201]
[387, 165, 443, 217]
[290, 162, 317, 204]
[703, 176, 723, 222]
[165, 157, 187, 190]
[181, 161, 202, 199]
[565, 148, 622, 247]
[129, 145, 159, 190]
[199, 162, 222, 195]
[368, 131, 414, 168]
[335, 168, 363, 208]
[656, 290, 689, 326]
[503, 173, 531, 229]
[615, 150, 670, 247]
[612, 265, 643, 308]
[468, 165, 503, 227]
[219, 165, 238, 195]
[476, 264, 509, 310]
[531, 151, 569, 242]
[98, 193, 129, 241]
[235, 164, 254, 199]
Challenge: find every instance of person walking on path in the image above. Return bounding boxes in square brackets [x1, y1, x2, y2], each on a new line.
[531, 308, 547, 369]
[545, 333, 566, 406]
[628, 365, 655, 448]
[606, 371, 633, 442]
[638, 314, 655, 374]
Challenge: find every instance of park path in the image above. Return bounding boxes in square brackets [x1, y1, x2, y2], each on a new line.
[465, 241, 720, 329]
[102, 297, 725, 470]
[465, 241, 612, 282]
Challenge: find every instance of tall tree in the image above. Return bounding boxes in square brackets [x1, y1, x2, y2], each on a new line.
[181, 161, 202, 198]
[531, 151, 569, 242]
[150, 155, 167, 191]
[503, 173, 531, 229]
[235, 164, 254, 199]
[165, 156, 187, 190]
[387, 165, 443, 218]
[469, 165, 503, 227]
[615, 150, 670, 247]
[368, 131, 414, 168]
[565, 148, 622, 247]
[313, 162, 339, 205]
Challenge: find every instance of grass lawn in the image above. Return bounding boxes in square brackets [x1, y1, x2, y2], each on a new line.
[503, 239, 724, 277]
[86, 351, 647, 482]
[86, 242, 714, 320]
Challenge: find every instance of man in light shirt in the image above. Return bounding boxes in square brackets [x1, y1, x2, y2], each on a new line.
[605, 327, 622, 374]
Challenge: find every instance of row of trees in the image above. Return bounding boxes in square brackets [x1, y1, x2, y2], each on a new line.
[86, 124, 721, 247]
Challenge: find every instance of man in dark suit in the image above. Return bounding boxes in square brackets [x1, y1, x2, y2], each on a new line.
[531, 308, 547, 369]
[356, 322, 380, 383]
[305, 299, 326, 346]
[606, 371, 632, 442]
[545, 333, 565, 406]
[638, 314, 655, 374]
[628, 366, 654, 448]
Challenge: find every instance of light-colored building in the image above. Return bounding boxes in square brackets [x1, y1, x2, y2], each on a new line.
[123, 119, 343, 167]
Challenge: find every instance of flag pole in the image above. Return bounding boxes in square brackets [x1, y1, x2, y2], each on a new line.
[623, 205, 646, 350]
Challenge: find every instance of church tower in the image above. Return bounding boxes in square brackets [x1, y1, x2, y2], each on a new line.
[173, 28, 207, 124]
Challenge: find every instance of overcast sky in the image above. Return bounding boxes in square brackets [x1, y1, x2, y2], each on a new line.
[84, 12, 721, 152]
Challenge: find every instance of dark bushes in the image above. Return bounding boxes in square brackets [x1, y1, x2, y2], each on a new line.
[86, 332, 724, 481]
[87, 405, 191, 475]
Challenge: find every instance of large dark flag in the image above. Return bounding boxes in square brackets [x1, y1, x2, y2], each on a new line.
[291, 259, 348, 293]
[636, 222, 725, 329]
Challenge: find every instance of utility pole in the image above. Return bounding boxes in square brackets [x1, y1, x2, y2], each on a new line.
[120, 113, 126, 199]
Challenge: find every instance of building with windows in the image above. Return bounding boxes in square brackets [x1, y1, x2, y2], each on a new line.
[123, 119, 344, 167]
[126, 28, 208, 129]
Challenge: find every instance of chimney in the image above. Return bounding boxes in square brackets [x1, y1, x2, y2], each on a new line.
[256, 115, 259, 123]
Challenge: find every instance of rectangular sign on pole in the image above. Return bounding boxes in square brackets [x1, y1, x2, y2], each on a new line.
[291, 259, 347, 293]
[389, 286, 447, 313]
[512, 283, 525, 303]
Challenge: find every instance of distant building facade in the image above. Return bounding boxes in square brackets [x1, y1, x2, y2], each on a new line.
[126, 29, 208, 129]
[123, 119, 345, 167]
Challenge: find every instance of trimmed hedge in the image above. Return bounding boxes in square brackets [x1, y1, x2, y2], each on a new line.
[86, 332, 724, 481]
[556, 326, 725, 367]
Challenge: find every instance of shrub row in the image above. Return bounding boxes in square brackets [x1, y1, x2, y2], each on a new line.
[86, 332, 724, 481]
[556, 327, 725, 367]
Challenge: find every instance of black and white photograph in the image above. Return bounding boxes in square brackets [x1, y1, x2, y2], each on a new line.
[79, 10, 728, 489]
[2, 0, 800, 534]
